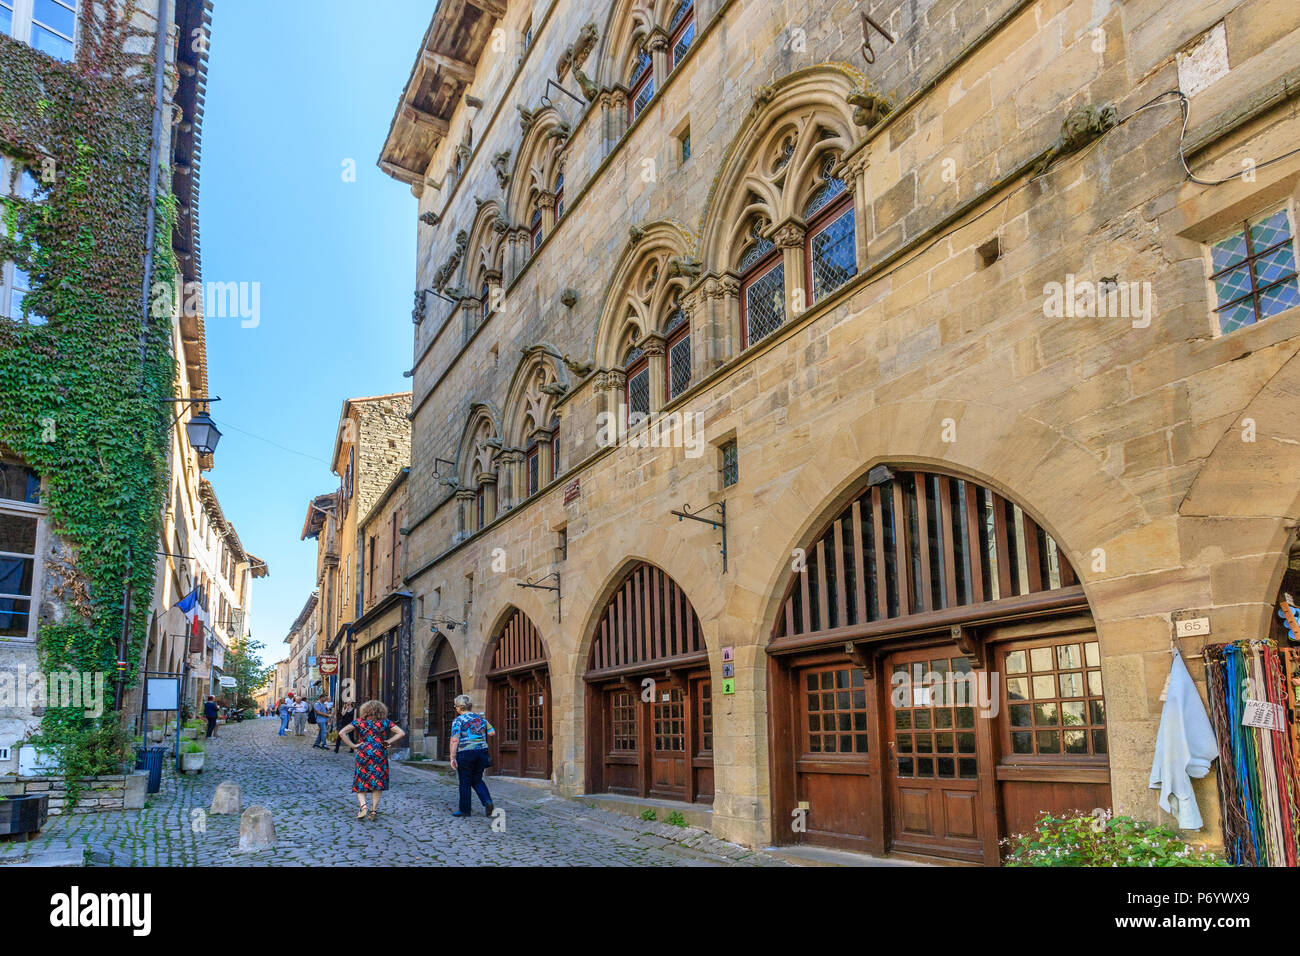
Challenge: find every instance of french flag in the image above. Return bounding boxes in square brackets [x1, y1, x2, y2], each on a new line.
[174, 587, 209, 640]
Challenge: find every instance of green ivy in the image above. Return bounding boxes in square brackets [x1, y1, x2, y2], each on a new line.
[0, 3, 177, 800]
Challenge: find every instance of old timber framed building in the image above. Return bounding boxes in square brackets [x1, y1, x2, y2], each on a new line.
[379, 0, 1300, 862]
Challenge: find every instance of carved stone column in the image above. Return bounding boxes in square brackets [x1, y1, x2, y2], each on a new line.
[455, 489, 475, 538]
[774, 218, 808, 321]
[703, 274, 740, 368]
[477, 471, 497, 525]
[530, 426, 555, 488]
[646, 32, 670, 94]
[639, 332, 667, 413]
[497, 450, 523, 511]
[537, 191, 557, 234]
[594, 369, 627, 442]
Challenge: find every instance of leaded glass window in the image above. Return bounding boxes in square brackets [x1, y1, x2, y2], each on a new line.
[629, 49, 654, 121]
[744, 260, 786, 346]
[670, 1, 695, 70]
[667, 309, 691, 400]
[1210, 208, 1299, 333]
[809, 204, 856, 302]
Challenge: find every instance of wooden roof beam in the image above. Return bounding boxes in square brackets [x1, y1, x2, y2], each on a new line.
[402, 105, 450, 137]
[380, 159, 425, 185]
[465, 0, 507, 18]
[422, 50, 476, 85]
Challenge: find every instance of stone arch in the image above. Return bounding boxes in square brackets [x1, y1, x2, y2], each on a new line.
[591, 219, 698, 368]
[455, 402, 503, 487]
[739, 399, 1151, 650]
[596, 0, 659, 89]
[697, 64, 864, 274]
[506, 105, 571, 226]
[502, 347, 570, 449]
[460, 199, 506, 293]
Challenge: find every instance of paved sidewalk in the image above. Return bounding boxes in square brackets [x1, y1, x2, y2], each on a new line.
[0, 718, 787, 867]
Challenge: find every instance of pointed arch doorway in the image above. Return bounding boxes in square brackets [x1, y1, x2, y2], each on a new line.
[425, 637, 462, 762]
[585, 562, 714, 804]
[485, 608, 552, 779]
[767, 466, 1111, 863]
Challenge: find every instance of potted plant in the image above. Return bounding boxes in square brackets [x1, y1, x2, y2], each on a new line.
[180, 742, 205, 774]
[0, 792, 50, 838]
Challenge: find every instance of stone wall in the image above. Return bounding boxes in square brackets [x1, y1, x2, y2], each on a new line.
[394, 0, 1300, 850]
[2, 771, 147, 815]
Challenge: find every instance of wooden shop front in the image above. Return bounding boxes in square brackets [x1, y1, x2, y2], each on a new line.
[585, 562, 714, 804]
[485, 608, 553, 779]
[767, 467, 1112, 864]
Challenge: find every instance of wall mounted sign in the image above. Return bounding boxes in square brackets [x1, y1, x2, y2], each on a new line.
[721, 678, 735, 695]
[1175, 617, 1211, 638]
[721, 646, 734, 662]
[563, 479, 581, 504]
[1243, 700, 1284, 730]
[722, 662, 734, 679]
[319, 654, 339, 676]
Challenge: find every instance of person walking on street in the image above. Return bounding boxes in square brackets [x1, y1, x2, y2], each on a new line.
[449, 694, 495, 818]
[293, 695, 309, 736]
[312, 696, 333, 749]
[277, 694, 293, 736]
[337, 700, 406, 821]
[203, 695, 219, 739]
[333, 700, 355, 754]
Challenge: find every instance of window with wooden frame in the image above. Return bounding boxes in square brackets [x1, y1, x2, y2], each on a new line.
[623, 344, 650, 422]
[628, 48, 654, 122]
[653, 686, 686, 752]
[0, 459, 44, 641]
[668, 0, 695, 71]
[892, 655, 977, 780]
[739, 224, 784, 348]
[530, 206, 543, 255]
[805, 666, 868, 755]
[553, 168, 565, 220]
[2, 157, 44, 325]
[804, 158, 857, 303]
[1210, 207, 1299, 333]
[526, 442, 540, 498]
[610, 690, 638, 751]
[1, 0, 76, 60]
[697, 679, 713, 753]
[665, 304, 691, 401]
[390, 512, 400, 589]
[719, 439, 738, 487]
[503, 686, 520, 744]
[1000, 638, 1107, 760]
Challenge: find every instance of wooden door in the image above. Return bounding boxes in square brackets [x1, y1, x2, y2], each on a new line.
[790, 661, 875, 849]
[886, 648, 987, 862]
[523, 674, 549, 777]
[434, 673, 461, 761]
[649, 682, 687, 799]
[490, 679, 521, 775]
[692, 677, 715, 803]
[602, 686, 640, 795]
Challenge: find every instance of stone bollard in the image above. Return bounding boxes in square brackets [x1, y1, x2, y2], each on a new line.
[123, 771, 148, 810]
[210, 780, 241, 815]
[238, 805, 276, 852]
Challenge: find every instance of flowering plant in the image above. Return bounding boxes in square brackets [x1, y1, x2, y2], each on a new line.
[1003, 811, 1226, 866]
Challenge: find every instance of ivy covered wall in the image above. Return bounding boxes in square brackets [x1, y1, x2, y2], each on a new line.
[0, 0, 177, 770]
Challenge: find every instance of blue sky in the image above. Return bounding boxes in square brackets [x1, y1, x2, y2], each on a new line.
[199, 1, 431, 664]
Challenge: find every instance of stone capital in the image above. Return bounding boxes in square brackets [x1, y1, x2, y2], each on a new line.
[772, 217, 807, 248]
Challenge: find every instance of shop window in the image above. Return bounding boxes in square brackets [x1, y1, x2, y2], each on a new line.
[611, 690, 638, 751]
[892, 656, 977, 779]
[669, 0, 695, 70]
[1210, 207, 1299, 333]
[739, 227, 784, 347]
[805, 667, 868, 755]
[805, 160, 856, 303]
[0, 459, 44, 641]
[624, 344, 649, 421]
[665, 306, 691, 400]
[1002, 639, 1107, 758]
[719, 440, 738, 487]
[628, 49, 653, 122]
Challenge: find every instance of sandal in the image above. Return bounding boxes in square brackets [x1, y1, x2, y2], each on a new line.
[356, 808, 367, 820]
[368, 810, 378, 822]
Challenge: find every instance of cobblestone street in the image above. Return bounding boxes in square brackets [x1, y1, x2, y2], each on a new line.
[0, 719, 786, 867]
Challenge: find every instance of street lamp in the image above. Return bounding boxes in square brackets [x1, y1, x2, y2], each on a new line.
[185, 409, 222, 455]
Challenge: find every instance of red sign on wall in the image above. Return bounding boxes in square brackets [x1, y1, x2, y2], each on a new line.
[563, 479, 581, 504]
[318, 655, 339, 676]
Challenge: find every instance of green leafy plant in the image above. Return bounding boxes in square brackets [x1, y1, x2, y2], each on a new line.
[666, 811, 687, 828]
[1003, 811, 1227, 867]
[639, 808, 657, 822]
[182, 742, 204, 754]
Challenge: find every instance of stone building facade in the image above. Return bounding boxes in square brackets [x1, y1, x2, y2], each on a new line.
[380, 0, 1300, 860]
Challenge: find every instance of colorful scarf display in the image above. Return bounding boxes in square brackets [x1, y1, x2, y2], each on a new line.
[1204, 641, 1300, 866]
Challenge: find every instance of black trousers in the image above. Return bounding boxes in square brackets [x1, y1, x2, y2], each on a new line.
[205, 716, 217, 738]
[456, 748, 493, 814]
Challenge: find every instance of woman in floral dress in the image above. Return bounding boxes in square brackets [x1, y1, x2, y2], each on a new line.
[337, 699, 406, 820]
